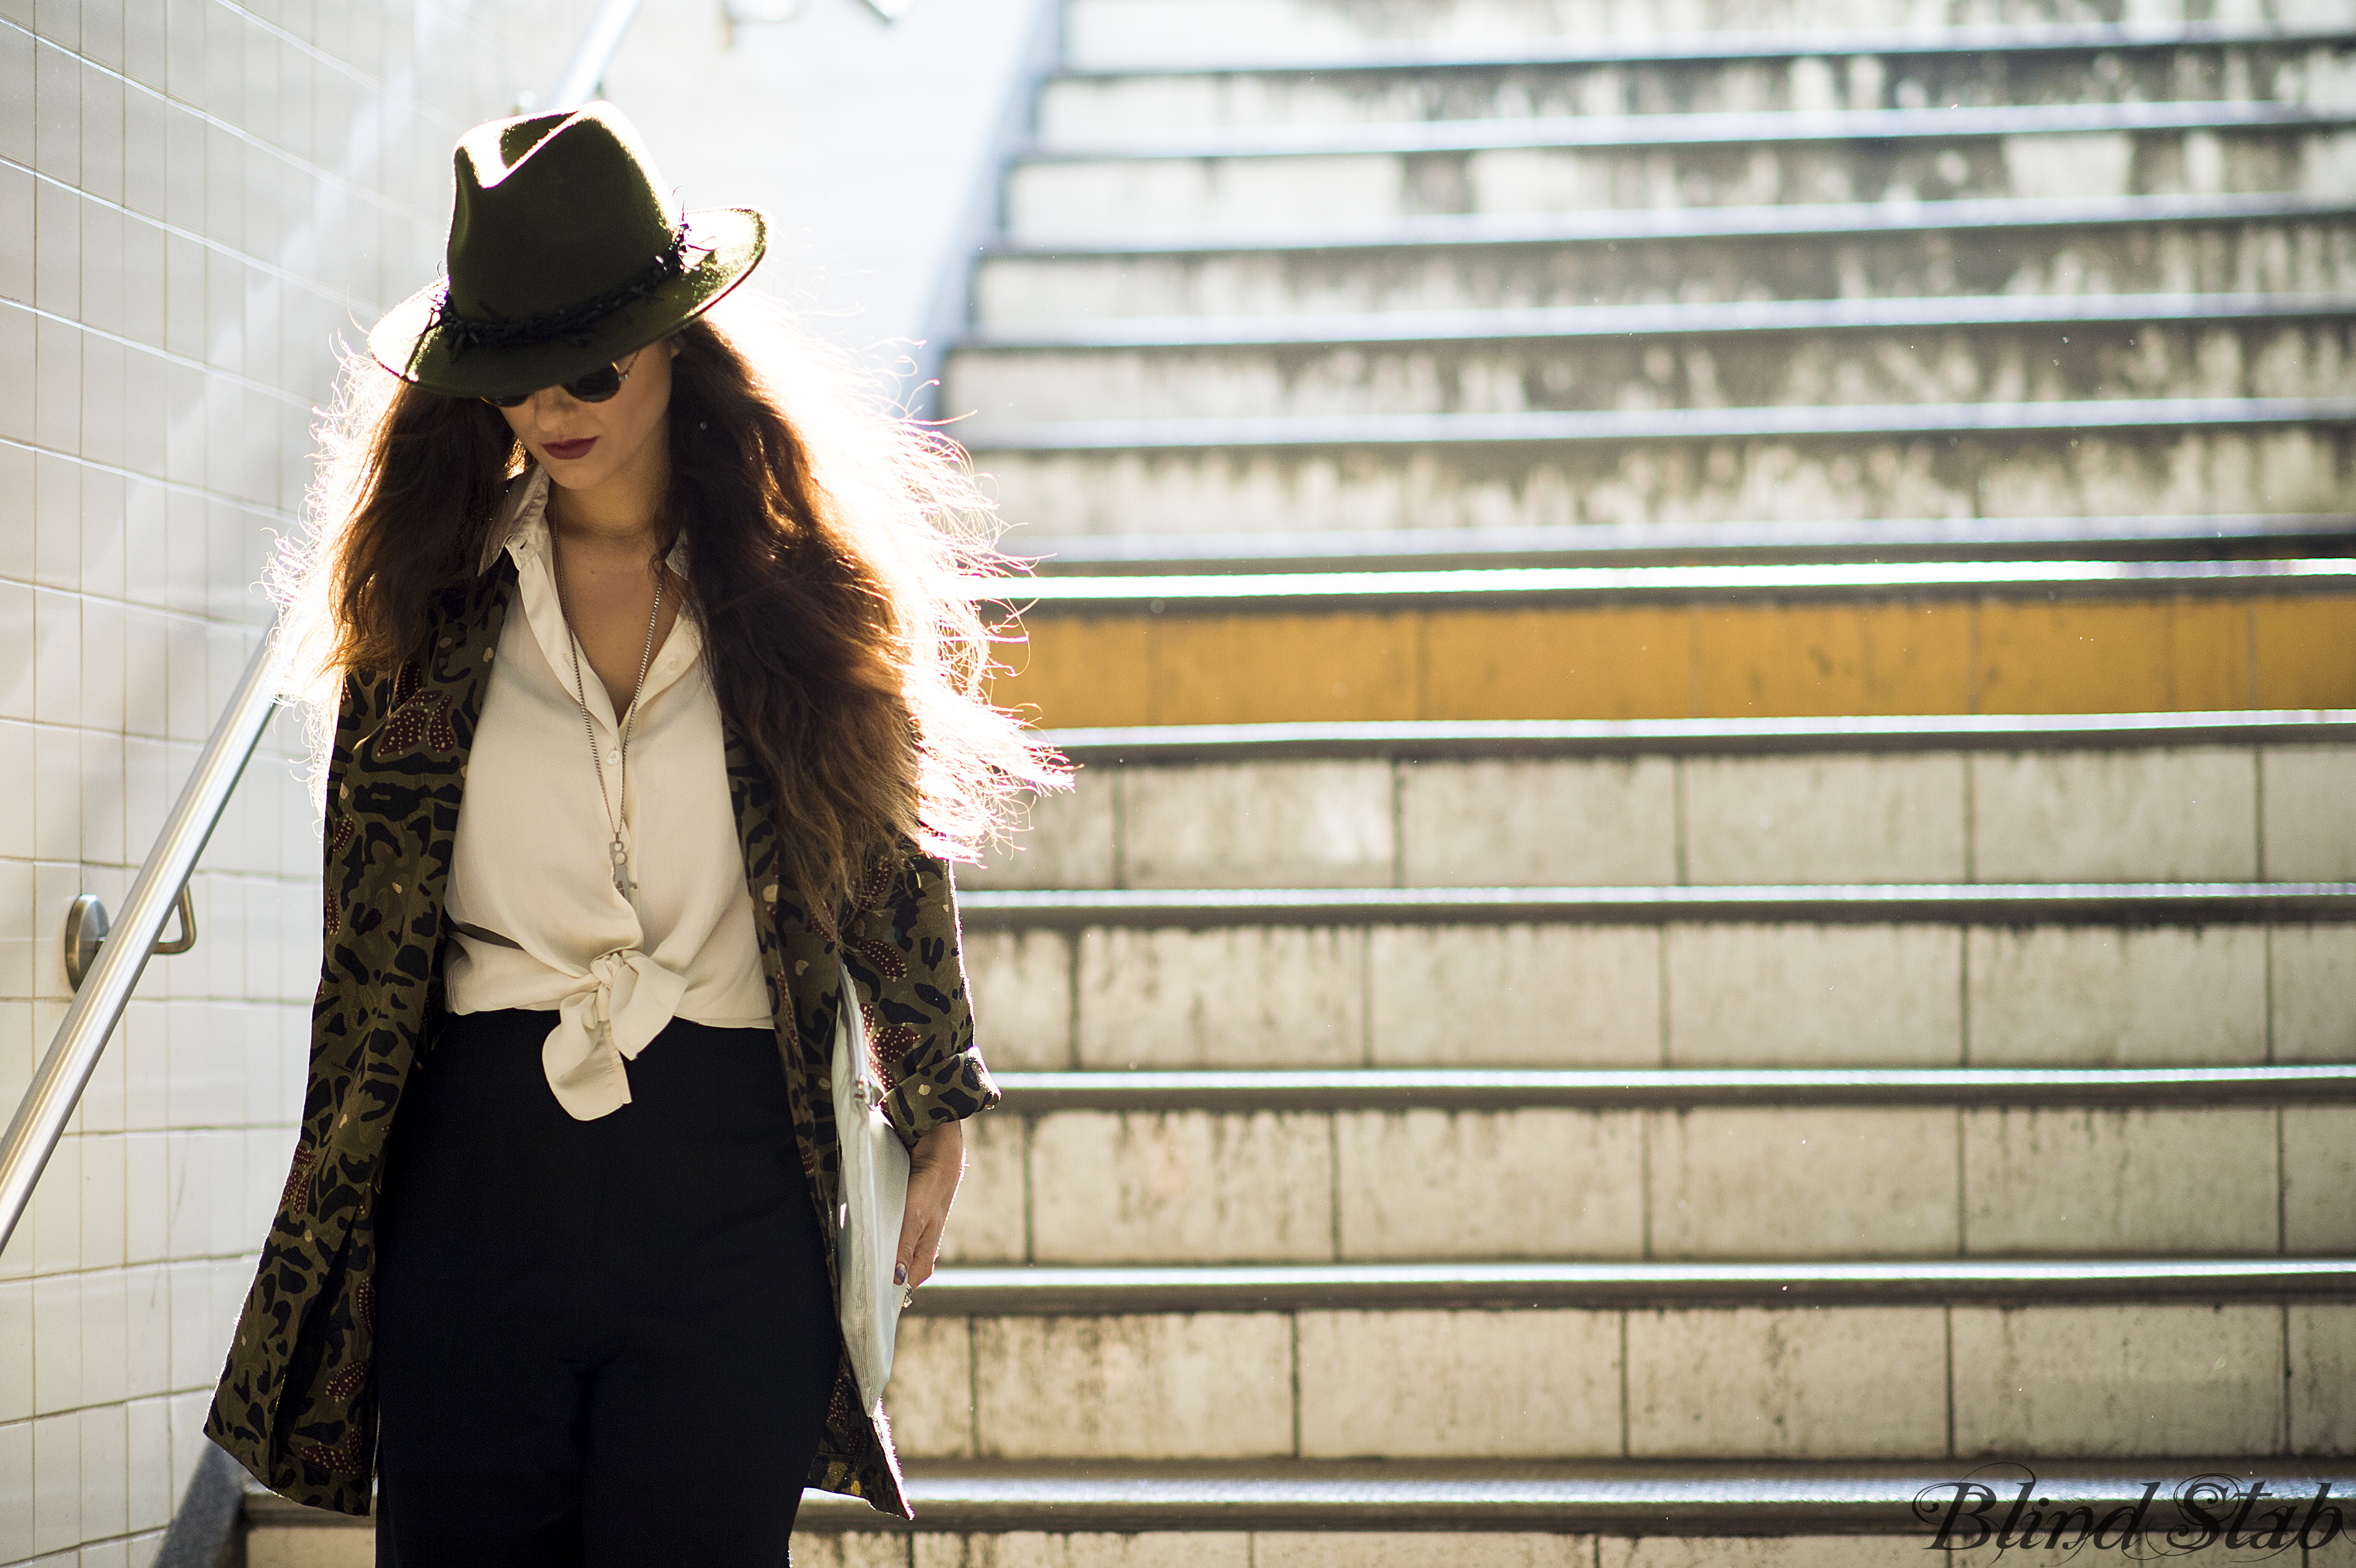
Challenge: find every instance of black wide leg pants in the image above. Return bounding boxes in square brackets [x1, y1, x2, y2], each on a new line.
[373, 1008, 841, 1568]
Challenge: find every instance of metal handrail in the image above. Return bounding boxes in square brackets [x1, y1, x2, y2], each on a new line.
[546, 0, 648, 110]
[0, 0, 663, 1256]
[0, 628, 284, 1252]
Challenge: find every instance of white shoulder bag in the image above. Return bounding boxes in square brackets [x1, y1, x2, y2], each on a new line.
[831, 958, 911, 1415]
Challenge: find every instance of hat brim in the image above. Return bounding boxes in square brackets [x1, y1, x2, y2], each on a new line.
[366, 206, 767, 399]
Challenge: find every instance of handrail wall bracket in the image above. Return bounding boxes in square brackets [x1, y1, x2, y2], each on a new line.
[0, 627, 282, 1253]
[64, 886, 198, 992]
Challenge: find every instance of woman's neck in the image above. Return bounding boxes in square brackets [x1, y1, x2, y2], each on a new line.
[544, 436, 670, 555]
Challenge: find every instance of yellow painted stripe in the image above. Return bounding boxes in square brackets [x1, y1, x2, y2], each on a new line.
[989, 596, 2356, 727]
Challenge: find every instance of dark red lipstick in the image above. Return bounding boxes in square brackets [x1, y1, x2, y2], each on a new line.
[543, 437, 598, 461]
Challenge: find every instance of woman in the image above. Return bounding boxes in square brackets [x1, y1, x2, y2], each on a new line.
[201, 103, 1058, 1565]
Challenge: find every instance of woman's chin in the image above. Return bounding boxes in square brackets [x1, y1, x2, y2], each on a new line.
[539, 452, 616, 490]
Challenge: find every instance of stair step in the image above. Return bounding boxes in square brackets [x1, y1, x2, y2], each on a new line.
[1061, 0, 2356, 70]
[975, 426, 2356, 541]
[873, 1287, 2351, 1462]
[952, 322, 2356, 428]
[948, 1077, 2353, 1265]
[966, 714, 2356, 894]
[1024, 98, 2346, 161]
[967, 397, 2356, 450]
[986, 189, 2353, 259]
[971, 920, 2350, 1074]
[793, 1457, 2356, 1536]
[985, 577, 2356, 726]
[1006, 124, 2346, 247]
[1041, 33, 2354, 147]
[977, 196, 2355, 336]
[961, 290, 2356, 349]
[1011, 514, 2356, 571]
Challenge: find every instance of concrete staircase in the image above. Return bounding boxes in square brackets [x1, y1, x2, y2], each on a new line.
[822, 4, 2356, 1565]
[239, 3, 2356, 1564]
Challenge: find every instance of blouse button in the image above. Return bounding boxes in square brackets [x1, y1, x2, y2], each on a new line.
[606, 747, 621, 764]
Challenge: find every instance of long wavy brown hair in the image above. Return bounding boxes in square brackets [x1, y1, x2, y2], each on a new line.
[273, 292, 1065, 921]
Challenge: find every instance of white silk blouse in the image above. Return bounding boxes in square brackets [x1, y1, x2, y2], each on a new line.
[443, 465, 773, 1120]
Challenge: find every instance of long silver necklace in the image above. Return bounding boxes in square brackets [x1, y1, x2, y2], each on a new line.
[548, 523, 663, 902]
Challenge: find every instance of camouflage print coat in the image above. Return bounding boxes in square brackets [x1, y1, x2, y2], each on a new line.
[201, 549, 1000, 1519]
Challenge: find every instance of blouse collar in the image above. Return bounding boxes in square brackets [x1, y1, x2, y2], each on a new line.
[478, 463, 692, 579]
[482, 464, 704, 734]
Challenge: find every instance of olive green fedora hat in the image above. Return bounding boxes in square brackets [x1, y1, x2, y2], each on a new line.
[369, 102, 766, 399]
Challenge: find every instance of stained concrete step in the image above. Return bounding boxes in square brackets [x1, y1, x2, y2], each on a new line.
[1010, 512, 2356, 571]
[971, 395, 2356, 446]
[1026, 98, 2350, 159]
[947, 303, 2356, 425]
[243, 1460, 2356, 1564]
[980, 564, 2356, 724]
[880, 1275, 2351, 1464]
[1005, 111, 2354, 246]
[961, 892, 2356, 1075]
[1063, 1, 2356, 70]
[793, 1457, 2356, 1558]
[938, 1068, 2356, 1266]
[1040, 33, 2356, 146]
[962, 712, 2356, 891]
[976, 410, 2356, 533]
[963, 290, 2356, 348]
[972, 197, 2356, 327]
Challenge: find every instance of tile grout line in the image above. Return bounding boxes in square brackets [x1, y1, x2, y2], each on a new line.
[16, 22, 433, 224]
[964, 1315, 980, 1459]
[1288, 1310, 1302, 1460]
[1958, 926, 1973, 1068]
[1326, 1112, 1341, 1264]
[2, 153, 391, 312]
[0, 299, 311, 410]
[0, 435, 299, 524]
[1943, 1302, 1956, 1460]
[1954, 1102, 1969, 1258]
[1616, 1308, 1630, 1459]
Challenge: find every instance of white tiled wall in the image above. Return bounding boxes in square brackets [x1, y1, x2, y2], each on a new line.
[0, 2, 572, 1561]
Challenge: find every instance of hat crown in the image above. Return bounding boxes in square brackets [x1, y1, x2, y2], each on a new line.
[443, 104, 682, 326]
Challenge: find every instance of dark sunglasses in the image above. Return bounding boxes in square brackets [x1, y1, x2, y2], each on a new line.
[480, 354, 636, 409]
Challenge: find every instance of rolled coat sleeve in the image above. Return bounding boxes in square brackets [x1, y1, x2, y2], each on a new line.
[840, 845, 1000, 1148]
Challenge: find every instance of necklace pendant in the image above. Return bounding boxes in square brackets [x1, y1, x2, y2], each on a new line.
[610, 836, 636, 901]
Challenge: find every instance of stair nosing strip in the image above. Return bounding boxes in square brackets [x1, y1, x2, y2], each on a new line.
[972, 558, 2356, 612]
[1005, 515, 2356, 576]
[960, 397, 2356, 453]
[907, 1258, 2356, 1315]
[956, 291, 2356, 352]
[1018, 709, 2356, 761]
[251, 1459, 2356, 1534]
[989, 1065, 2356, 1112]
[957, 883, 2356, 929]
[1046, 21, 2356, 79]
[794, 1459, 2356, 1534]
[981, 192, 2356, 257]
[1017, 99, 2349, 163]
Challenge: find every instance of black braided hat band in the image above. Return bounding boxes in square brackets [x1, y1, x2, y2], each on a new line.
[428, 227, 703, 359]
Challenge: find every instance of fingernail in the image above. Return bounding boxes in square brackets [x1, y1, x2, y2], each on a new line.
[894, 1263, 906, 1285]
